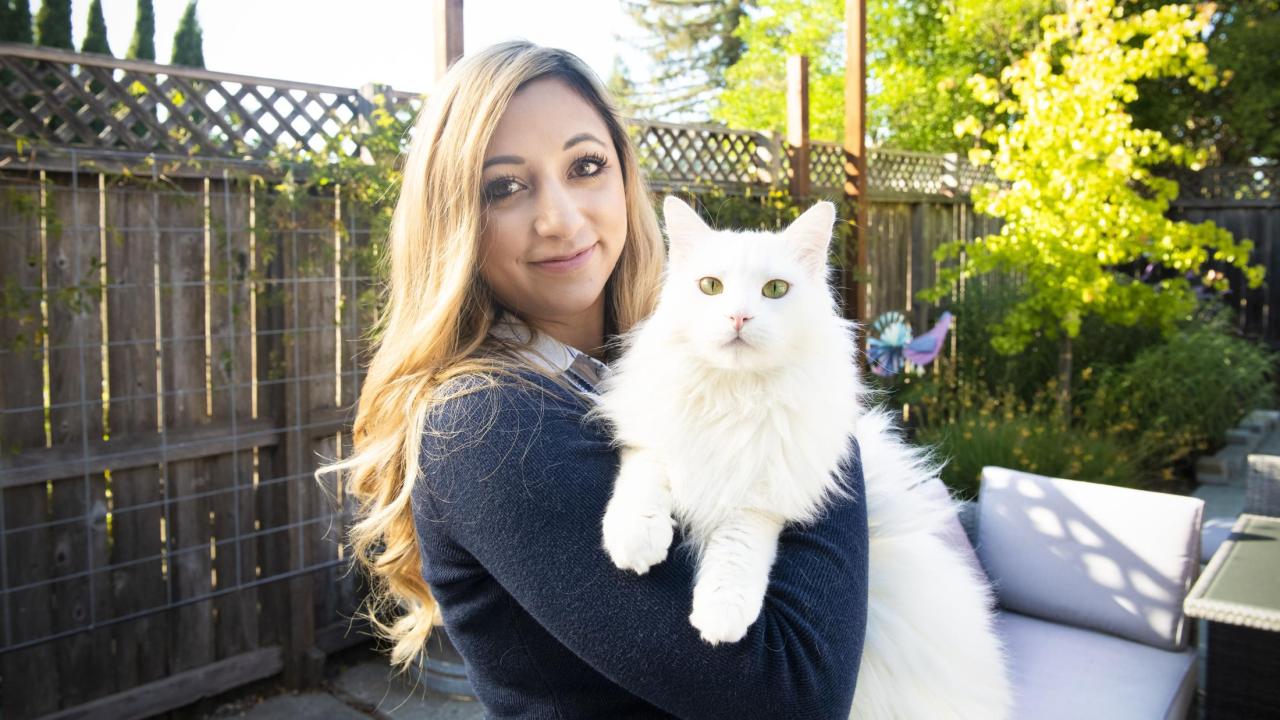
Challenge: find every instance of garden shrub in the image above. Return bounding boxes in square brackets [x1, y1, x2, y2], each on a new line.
[913, 382, 1142, 499]
[1082, 307, 1277, 471]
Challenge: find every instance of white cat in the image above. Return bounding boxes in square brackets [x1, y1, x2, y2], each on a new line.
[590, 196, 1011, 720]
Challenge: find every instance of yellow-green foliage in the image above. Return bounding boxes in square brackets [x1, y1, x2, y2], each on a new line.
[929, 0, 1264, 356]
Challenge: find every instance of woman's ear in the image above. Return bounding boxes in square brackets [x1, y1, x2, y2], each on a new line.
[784, 201, 836, 278]
[662, 195, 710, 266]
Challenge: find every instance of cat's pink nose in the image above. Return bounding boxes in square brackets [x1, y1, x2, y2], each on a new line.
[731, 314, 752, 332]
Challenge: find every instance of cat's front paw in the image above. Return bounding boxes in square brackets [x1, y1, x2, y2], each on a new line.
[602, 503, 675, 575]
[689, 584, 761, 645]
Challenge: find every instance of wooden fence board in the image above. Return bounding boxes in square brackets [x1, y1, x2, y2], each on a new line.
[44, 173, 116, 710]
[1, 172, 60, 719]
[253, 184, 291, 654]
[297, 193, 340, 638]
[207, 177, 259, 660]
[158, 178, 215, 675]
[104, 174, 170, 692]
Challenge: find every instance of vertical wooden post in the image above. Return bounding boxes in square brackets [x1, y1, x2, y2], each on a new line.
[786, 55, 811, 200]
[435, 0, 464, 83]
[844, 0, 869, 332]
[356, 83, 388, 166]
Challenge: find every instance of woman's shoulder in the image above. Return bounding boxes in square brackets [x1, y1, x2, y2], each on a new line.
[414, 366, 614, 524]
[420, 366, 599, 474]
[427, 367, 575, 432]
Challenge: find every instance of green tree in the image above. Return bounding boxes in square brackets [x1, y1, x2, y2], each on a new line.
[930, 0, 1264, 416]
[622, 0, 751, 118]
[1128, 0, 1280, 164]
[126, 0, 155, 61]
[80, 0, 111, 55]
[712, 0, 1052, 148]
[171, 1, 204, 68]
[869, 0, 1054, 150]
[607, 56, 638, 117]
[713, 0, 845, 141]
[35, 0, 72, 49]
[6, 0, 32, 43]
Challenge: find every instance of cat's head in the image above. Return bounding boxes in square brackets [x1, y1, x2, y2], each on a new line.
[657, 195, 841, 371]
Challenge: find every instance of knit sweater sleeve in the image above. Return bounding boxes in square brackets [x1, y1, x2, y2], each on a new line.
[413, 373, 869, 720]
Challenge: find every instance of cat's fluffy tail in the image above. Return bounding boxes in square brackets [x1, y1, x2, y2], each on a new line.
[848, 407, 1013, 720]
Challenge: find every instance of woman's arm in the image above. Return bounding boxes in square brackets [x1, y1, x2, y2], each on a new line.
[414, 374, 868, 720]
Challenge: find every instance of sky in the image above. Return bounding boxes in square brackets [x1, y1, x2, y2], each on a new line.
[72, 0, 650, 94]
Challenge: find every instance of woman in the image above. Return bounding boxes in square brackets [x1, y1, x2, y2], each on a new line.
[320, 41, 869, 719]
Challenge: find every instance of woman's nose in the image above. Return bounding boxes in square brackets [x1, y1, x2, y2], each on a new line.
[533, 181, 586, 240]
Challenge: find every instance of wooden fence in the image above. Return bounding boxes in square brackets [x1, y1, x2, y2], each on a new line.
[1172, 165, 1280, 344]
[1, 42, 1277, 720]
[0, 162, 373, 719]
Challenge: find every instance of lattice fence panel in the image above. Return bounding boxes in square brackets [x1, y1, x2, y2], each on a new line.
[633, 121, 780, 192]
[0, 45, 423, 162]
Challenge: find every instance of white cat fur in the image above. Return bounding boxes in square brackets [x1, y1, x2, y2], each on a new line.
[590, 196, 1011, 719]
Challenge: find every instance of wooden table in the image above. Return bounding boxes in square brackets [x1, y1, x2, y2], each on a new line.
[1184, 513, 1280, 719]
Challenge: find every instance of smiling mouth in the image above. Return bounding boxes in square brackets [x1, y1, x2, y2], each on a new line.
[726, 337, 750, 348]
[531, 242, 597, 271]
[535, 244, 594, 263]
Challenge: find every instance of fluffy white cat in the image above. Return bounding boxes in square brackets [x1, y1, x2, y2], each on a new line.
[590, 196, 1011, 720]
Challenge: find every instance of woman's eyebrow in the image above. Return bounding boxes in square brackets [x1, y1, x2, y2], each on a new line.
[483, 154, 523, 169]
[481, 133, 606, 170]
[563, 132, 605, 150]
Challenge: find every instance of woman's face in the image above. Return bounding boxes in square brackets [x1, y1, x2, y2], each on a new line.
[478, 76, 627, 331]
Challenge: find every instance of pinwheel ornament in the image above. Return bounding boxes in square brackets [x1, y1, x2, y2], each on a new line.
[866, 311, 953, 377]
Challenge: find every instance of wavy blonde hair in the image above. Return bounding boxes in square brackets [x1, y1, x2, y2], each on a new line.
[315, 41, 665, 670]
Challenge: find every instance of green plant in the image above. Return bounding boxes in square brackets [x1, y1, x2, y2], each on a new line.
[126, 0, 155, 61]
[1082, 306, 1277, 471]
[34, 0, 71, 49]
[171, 1, 204, 68]
[933, 0, 1265, 417]
[914, 382, 1142, 499]
[80, 0, 110, 55]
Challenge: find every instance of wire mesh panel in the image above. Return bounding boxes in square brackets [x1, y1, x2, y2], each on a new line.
[0, 161, 370, 718]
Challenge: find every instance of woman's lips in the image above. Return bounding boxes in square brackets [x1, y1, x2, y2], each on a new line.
[531, 242, 597, 272]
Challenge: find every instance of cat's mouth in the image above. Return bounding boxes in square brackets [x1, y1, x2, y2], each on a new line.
[725, 336, 751, 348]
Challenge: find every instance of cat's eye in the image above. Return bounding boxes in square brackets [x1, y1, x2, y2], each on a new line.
[762, 279, 790, 299]
[699, 277, 723, 295]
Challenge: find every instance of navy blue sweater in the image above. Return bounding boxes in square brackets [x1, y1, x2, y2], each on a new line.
[412, 369, 869, 719]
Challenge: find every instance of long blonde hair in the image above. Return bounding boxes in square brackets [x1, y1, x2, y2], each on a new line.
[315, 41, 665, 670]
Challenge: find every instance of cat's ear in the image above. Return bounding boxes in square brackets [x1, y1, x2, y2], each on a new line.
[784, 201, 836, 276]
[662, 195, 709, 265]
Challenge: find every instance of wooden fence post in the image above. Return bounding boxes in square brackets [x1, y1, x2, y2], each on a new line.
[787, 55, 811, 200]
[844, 0, 869, 330]
[356, 83, 389, 166]
[435, 0, 464, 83]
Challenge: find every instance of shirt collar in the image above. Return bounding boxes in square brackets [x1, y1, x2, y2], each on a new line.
[487, 311, 610, 390]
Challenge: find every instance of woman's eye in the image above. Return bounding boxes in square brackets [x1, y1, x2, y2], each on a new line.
[484, 178, 523, 201]
[573, 154, 608, 177]
[699, 277, 723, 295]
[762, 279, 790, 299]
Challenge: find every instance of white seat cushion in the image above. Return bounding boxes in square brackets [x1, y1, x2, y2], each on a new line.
[997, 610, 1197, 720]
[977, 466, 1204, 650]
